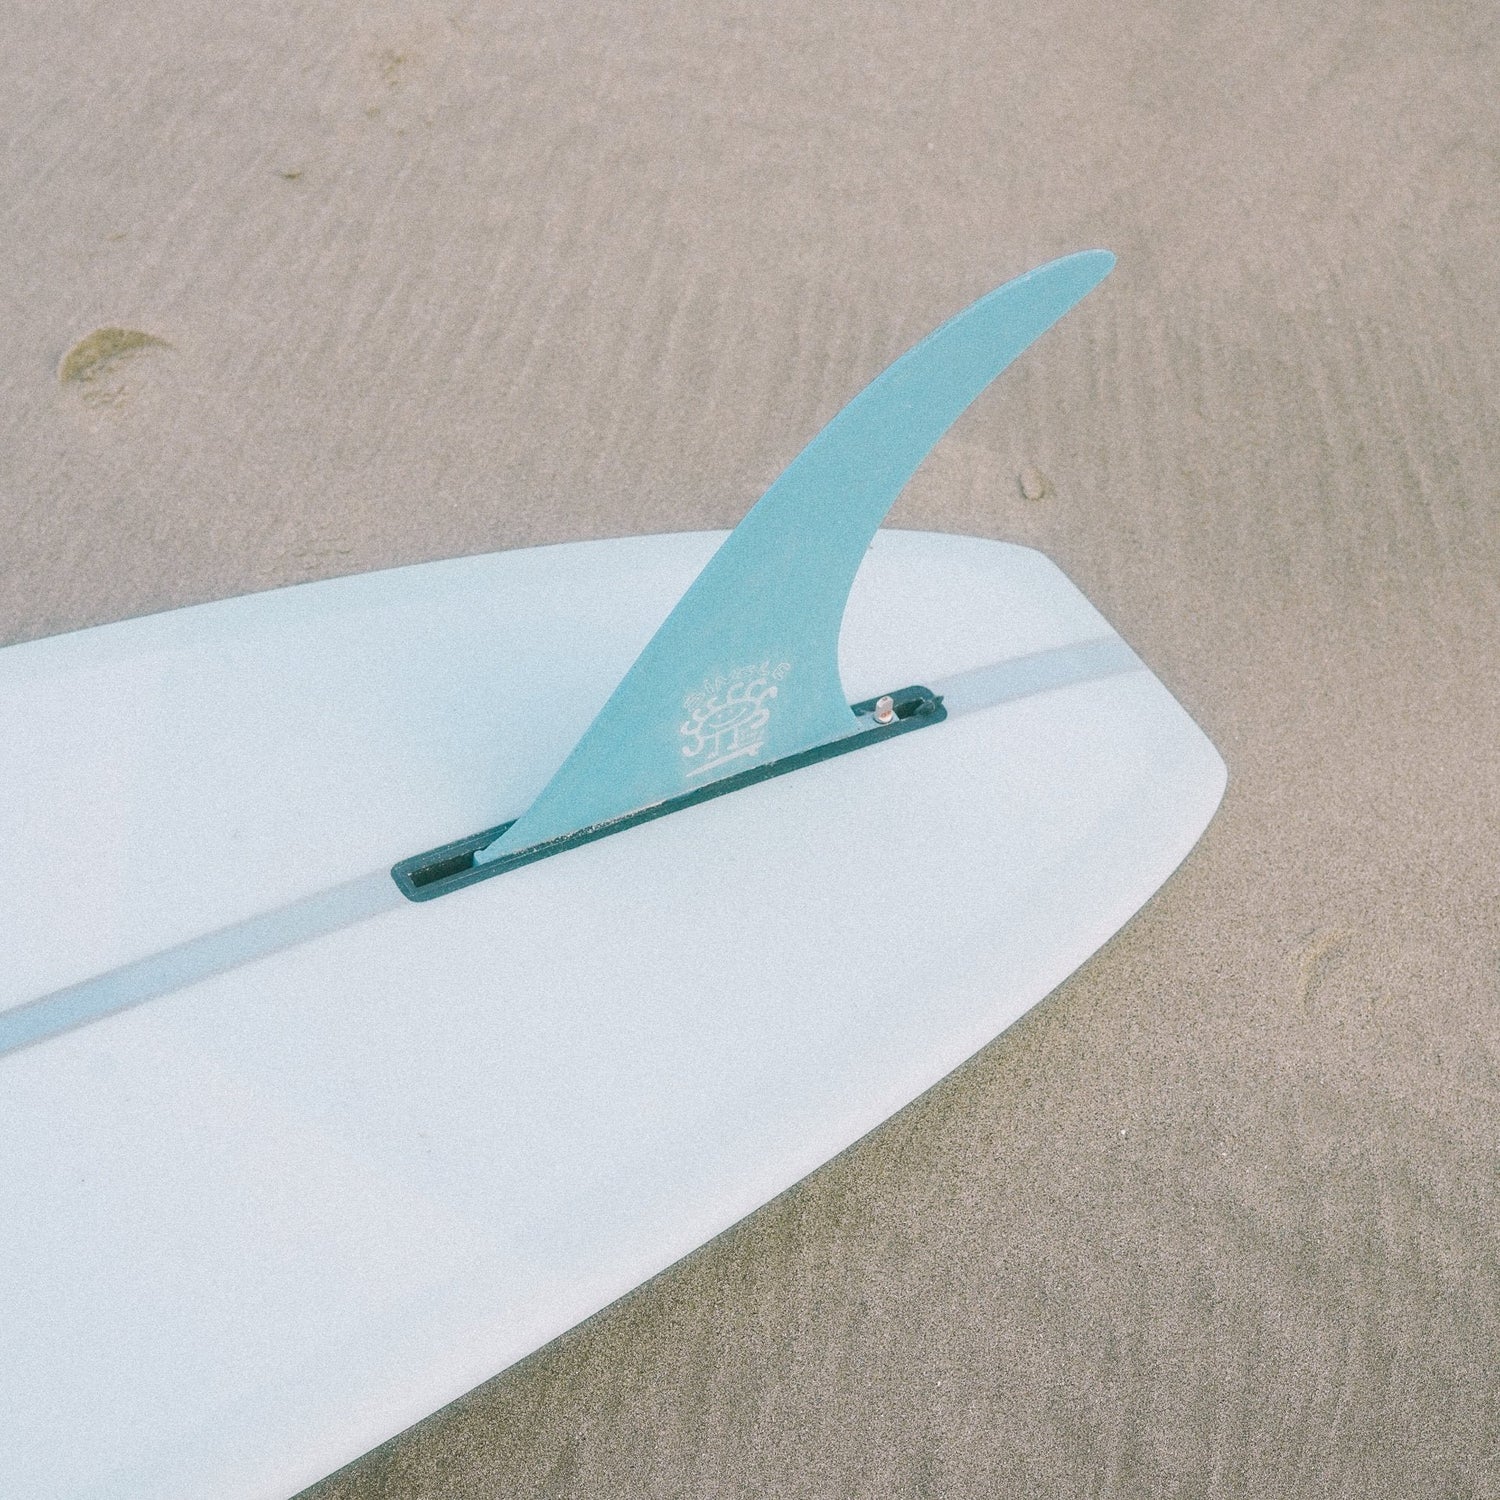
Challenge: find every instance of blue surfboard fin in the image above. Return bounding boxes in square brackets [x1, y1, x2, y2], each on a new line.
[392, 250, 1115, 898]
[486, 250, 1114, 850]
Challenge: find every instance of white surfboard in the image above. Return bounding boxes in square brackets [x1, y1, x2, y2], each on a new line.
[1, 256, 1225, 1499]
[1, 528, 1224, 1500]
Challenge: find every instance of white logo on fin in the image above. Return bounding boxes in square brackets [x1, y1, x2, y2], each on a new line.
[680, 661, 791, 778]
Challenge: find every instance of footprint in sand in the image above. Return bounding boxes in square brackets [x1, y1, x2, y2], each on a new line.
[59, 327, 172, 407]
[1295, 927, 1356, 1008]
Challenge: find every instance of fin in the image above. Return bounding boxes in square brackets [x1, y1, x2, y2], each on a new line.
[481, 250, 1115, 861]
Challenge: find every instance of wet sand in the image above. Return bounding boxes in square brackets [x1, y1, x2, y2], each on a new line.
[2, 1, 1496, 1494]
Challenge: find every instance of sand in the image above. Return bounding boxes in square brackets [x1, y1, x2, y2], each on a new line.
[2, 1, 1496, 1494]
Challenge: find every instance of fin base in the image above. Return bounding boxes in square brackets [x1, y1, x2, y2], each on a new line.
[392, 686, 944, 902]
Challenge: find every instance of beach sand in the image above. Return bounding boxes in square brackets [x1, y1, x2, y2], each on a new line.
[2, 1, 1496, 1494]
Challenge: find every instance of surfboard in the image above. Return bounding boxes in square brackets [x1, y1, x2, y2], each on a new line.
[1, 255, 1225, 1500]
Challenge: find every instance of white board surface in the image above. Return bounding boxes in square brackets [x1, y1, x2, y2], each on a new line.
[0, 531, 1224, 1500]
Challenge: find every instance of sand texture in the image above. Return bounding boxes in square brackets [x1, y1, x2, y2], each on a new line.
[2, 0, 1497, 1495]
